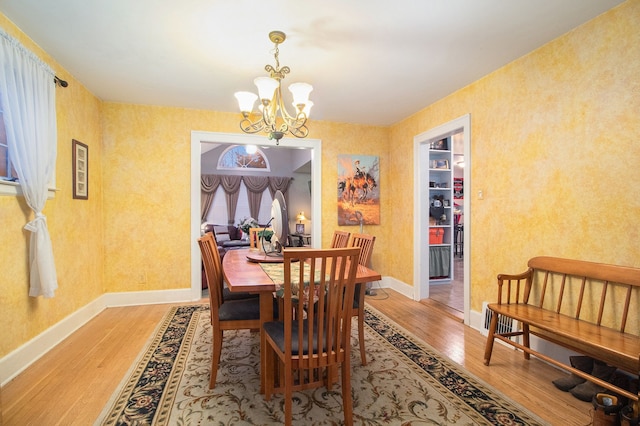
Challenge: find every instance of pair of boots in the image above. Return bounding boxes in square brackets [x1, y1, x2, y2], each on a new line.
[552, 356, 617, 401]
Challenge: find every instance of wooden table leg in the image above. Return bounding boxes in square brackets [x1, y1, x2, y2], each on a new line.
[259, 292, 273, 394]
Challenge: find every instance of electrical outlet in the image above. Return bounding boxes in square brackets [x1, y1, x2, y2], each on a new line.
[137, 272, 147, 284]
[477, 189, 484, 200]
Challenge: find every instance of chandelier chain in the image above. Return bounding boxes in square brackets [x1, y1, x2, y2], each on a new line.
[234, 30, 312, 144]
[272, 43, 280, 72]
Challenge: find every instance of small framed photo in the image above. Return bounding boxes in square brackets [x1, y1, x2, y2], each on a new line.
[431, 138, 448, 150]
[295, 223, 305, 234]
[72, 139, 88, 199]
[443, 199, 450, 207]
[435, 159, 449, 169]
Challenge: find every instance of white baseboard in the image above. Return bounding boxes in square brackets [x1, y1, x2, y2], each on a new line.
[0, 284, 575, 387]
[469, 307, 574, 370]
[0, 296, 106, 387]
[374, 287, 574, 371]
[0, 288, 201, 387]
[373, 276, 415, 299]
[101, 288, 201, 307]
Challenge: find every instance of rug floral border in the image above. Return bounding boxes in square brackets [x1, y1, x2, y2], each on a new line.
[97, 305, 206, 425]
[97, 304, 547, 425]
[363, 306, 546, 425]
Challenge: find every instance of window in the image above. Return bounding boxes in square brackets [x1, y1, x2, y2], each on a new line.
[204, 184, 274, 225]
[0, 107, 18, 182]
[0, 28, 60, 199]
[0, 105, 22, 196]
[217, 145, 270, 171]
[0, 98, 56, 197]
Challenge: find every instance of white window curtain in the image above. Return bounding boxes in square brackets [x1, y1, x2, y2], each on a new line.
[0, 29, 58, 298]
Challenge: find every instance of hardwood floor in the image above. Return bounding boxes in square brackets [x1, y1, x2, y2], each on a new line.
[1, 290, 592, 425]
[429, 256, 464, 313]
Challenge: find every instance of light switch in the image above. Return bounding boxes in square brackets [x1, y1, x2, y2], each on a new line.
[478, 190, 484, 200]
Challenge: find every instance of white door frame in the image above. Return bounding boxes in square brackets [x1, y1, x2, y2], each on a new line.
[413, 114, 471, 325]
[190, 131, 322, 299]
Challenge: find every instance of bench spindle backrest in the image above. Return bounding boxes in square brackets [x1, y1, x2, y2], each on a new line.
[538, 271, 549, 309]
[597, 281, 609, 326]
[528, 256, 640, 334]
[555, 274, 566, 313]
[576, 277, 586, 320]
[621, 285, 632, 332]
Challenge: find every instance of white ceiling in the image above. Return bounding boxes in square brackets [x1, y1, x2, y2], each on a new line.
[0, 0, 623, 127]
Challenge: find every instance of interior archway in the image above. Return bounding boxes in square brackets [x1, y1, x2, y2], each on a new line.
[190, 131, 322, 298]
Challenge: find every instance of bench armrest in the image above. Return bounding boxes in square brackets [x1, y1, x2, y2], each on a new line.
[495, 267, 534, 304]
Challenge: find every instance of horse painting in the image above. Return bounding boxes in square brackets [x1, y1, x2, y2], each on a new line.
[339, 171, 377, 206]
[337, 155, 380, 226]
[352, 170, 377, 201]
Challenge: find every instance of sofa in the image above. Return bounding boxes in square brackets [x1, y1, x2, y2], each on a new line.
[203, 224, 250, 255]
[201, 224, 250, 289]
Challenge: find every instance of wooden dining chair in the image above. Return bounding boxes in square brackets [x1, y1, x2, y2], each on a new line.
[205, 230, 258, 301]
[330, 230, 350, 248]
[263, 247, 360, 426]
[249, 227, 262, 249]
[198, 233, 263, 388]
[348, 233, 376, 365]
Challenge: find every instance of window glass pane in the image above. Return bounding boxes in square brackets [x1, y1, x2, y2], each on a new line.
[217, 145, 270, 171]
[0, 108, 19, 181]
[0, 110, 9, 178]
[0, 147, 7, 177]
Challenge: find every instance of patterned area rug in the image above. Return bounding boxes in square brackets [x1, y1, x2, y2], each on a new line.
[96, 304, 548, 425]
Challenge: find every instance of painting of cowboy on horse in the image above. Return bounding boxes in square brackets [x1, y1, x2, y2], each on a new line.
[337, 155, 380, 225]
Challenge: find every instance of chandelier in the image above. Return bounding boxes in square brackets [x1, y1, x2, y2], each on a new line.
[234, 31, 313, 145]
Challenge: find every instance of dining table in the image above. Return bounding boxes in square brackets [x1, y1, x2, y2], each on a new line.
[221, 247, 382, 393]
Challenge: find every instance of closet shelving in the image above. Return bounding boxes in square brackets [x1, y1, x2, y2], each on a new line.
[428, 137, 453, 282]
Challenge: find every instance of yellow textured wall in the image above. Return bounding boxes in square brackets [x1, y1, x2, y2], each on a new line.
[101, 105, 209, 292]
[0, 15, 104, 357]
[312, 121, 390, 267]
[2, 1, 638, 360]
[100, 105, 390, 292]
[389, 0, 639, 333]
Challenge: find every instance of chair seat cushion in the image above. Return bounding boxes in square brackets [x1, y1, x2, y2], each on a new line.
[222, 287, 259, 301]
[264, 320, 323, 355]
[219, 298, 261, 321]
[353, 283, 362, 309]
[219, 296, 279, 322]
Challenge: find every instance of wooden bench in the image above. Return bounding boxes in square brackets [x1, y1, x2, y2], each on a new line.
[483, 256, 640, 402]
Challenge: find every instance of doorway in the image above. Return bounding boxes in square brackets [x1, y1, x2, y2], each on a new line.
[429, 131, 464, 314]
[413, 115, 471, 325]
[189, 131, 322, 299]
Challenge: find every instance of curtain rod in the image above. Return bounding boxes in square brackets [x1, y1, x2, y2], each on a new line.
[54, 76, 68, 87]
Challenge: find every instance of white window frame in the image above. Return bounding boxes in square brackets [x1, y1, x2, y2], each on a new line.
[217, 145, 271, 171]
[0, 88, 57, 198]
[0, 180, 56, 197]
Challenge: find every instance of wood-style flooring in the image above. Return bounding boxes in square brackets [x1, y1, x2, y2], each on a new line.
[429, 256, 464, 310]
[1, 290, 592, 425]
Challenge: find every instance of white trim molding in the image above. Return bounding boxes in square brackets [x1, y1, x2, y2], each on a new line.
[191, 131, 322, 297]
[0, 288, 198, 386]
[413, 114, 471, 325]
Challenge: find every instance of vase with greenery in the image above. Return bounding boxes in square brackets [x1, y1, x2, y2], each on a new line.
[238, 217, 258, 240]
[257, 229, 274, 251]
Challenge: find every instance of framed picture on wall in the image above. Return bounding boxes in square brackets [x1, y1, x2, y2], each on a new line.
[72, 139, 88, 200]
[337, 155, 380, 226]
